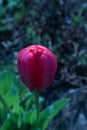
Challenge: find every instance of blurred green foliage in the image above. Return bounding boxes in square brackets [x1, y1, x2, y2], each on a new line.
[0, 66, 68, 130]
[0, 0, 24, 30]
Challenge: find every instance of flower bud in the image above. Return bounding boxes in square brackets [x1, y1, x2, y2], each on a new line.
[18, 45, 57, 92]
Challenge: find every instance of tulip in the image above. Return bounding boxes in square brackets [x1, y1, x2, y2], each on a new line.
[18, 45, 57, 92]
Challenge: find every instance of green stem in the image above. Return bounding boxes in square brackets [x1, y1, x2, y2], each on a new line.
[0, 94, 10, 113]
[34, 90, 40, 122]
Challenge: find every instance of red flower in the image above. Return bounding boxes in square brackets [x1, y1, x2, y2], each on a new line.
[18, 45, 57, 92]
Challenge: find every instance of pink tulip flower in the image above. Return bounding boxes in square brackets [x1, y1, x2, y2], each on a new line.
[18, 45, 57, 92]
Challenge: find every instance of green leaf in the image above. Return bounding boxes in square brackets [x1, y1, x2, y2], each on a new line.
[0, 69, 14, 95]
[0, 108, 9, 125]
[39, 98, 69, 130]
[24, 107, 36, 125]
[17, 115, 22, 128]
[1, 116, 11, 130]
[1, 114, 18, 130]
[3, 87, 17, 107]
